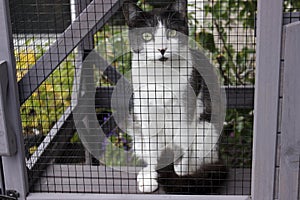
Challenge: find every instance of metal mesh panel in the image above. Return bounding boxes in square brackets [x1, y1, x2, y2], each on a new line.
[10, 0, 256, 195]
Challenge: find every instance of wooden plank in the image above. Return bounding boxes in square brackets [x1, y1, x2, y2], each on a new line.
[225, 86, 254, 109]
[27, 193, 250, 200]
[0, 157, 5, 195]
[95, 86, 254, 109]
[278, 21, 300, 200]
[252, 1, 283, 200]
[0, 61, 17, 156]
[32, 165, 251, 196]
[18, 0, 124, 104]
[0, 1, 29, 199]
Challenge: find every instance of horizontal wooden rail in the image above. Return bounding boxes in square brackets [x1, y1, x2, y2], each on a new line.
[95, 86, 254, 109]
[27, 193, 250, 200]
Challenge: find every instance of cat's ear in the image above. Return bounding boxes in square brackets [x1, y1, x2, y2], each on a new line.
[167, 0, 187, 18]
[122, 1, 144, 25]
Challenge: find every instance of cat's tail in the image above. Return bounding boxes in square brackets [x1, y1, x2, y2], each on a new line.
[157, 160, 228, 195]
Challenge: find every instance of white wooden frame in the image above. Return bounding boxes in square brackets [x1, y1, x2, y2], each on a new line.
[252, 0, 283, 199]
[278, 21, 300, 200]
[0, 0, 29, 199]
[0, 0, 292, 199]
[26, 193, 250, 200]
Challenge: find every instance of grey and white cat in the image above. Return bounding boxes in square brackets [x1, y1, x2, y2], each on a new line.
[123, 0, 223, 193]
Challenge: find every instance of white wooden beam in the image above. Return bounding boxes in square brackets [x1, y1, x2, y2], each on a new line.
[279, 21, 300, 200]
[0, 0, 29, 199]
[27, 193, 250, 200]
[252, 0, 283, 200]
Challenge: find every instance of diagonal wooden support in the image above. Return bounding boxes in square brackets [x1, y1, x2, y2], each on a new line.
[18, 0, 124, 104]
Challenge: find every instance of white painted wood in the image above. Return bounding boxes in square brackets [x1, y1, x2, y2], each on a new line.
[252, 0, 283, 200]
[0, 157, 4, 194]
[278, 21, 300, 200]
[27, 193, 250, 200]
[0, 0, 28, 200]
[0, 61, 17, 156]
[0, 0, 29, 199]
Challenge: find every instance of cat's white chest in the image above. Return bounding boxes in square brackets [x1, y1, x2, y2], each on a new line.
[131, 58, 193, 137]
[131, 58, 192, 101]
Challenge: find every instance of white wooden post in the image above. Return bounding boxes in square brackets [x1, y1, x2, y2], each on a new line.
[278, 21, 300, 200]
[0, 0, 29, 199]
[0, 61, 17, 156]
[252, 0, 283, 199]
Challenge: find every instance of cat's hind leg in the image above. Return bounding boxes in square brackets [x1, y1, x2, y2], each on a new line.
[174, 121, 219, 176]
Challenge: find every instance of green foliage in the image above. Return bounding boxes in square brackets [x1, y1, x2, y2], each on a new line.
[193, 0, 257, 85]
[195, 30, 216, 53]
[95, 25, 132, 76]
[220, 109, 253, 167]
[137, 0, 154, 11]
[102, 143, 143, 167]
[102, 131, 143, 167]
[284, 0, 300, 11]
[17, 43, 75, 135]
[193, 0, 256, 167]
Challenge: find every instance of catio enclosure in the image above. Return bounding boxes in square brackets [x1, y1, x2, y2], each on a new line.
[0, 0, 299, 200]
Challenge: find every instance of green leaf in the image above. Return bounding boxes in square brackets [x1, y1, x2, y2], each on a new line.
[196, 30, 216, 53]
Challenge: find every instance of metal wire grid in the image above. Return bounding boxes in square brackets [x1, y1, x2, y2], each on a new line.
[284, 0, 300, 24]
[10, 0, 255, 195]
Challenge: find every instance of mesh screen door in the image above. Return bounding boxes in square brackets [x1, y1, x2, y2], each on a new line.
[9, 0, 257, 198]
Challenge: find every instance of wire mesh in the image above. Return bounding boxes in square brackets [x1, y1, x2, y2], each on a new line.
[10, 0, 256, 195]
[283, 0, 300, 24]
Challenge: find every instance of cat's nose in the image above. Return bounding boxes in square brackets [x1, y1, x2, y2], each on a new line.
[157, 48, 167, 55]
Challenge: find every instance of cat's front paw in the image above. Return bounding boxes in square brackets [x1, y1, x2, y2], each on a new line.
[174, 163, 190, 176]
[174, 156, 197, 176]
[137, 171, 158, 193]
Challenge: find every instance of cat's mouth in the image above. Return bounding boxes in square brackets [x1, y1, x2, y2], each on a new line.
[158, 56, 169, 62]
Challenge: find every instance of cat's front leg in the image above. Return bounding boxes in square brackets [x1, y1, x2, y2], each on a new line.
[137, 166, 158, 193]
[134, 137, 160, 193]
[174, 121, 220, 176]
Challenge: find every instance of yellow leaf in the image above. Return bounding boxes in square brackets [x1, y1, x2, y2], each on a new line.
[29, 146, 37, 155]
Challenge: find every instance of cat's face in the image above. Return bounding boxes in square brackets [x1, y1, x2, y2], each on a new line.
[123, 0, 189, 63]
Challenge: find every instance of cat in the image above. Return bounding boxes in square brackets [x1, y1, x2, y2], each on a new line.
[122, 0, 227, 193]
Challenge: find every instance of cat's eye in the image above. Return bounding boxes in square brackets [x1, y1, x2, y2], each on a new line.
[168, 30, 177, 37]
[142, 32, 153, 41]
